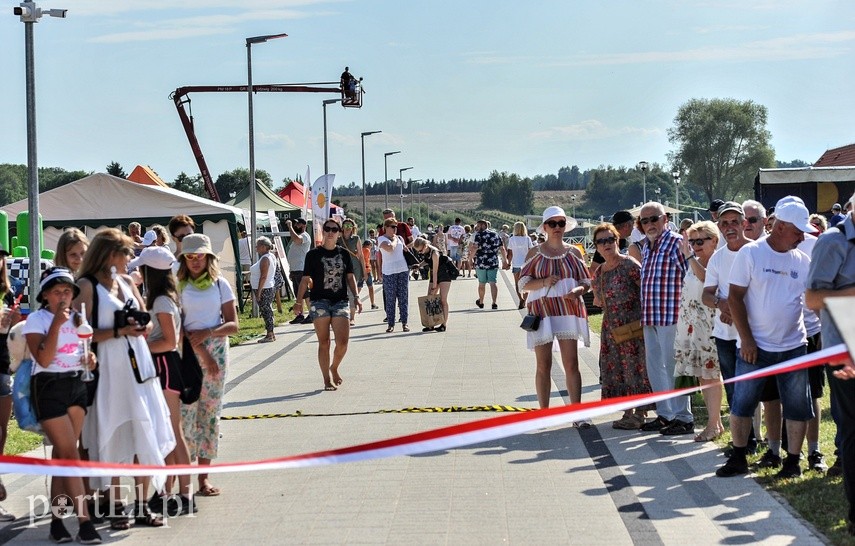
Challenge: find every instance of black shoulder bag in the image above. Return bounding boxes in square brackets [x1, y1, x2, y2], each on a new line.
[82, 275, 100, 406]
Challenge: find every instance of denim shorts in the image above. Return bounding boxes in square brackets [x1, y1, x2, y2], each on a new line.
[475, 268, 498, 284]
[358, 273, 374, 289]
[731, 345, 813, 421]
[0, 373, 10, 397]
[448, 246, 460, 261]
[310, 298, 350, 320]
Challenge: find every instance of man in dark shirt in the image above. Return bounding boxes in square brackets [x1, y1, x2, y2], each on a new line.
[590, 210, 633, 277]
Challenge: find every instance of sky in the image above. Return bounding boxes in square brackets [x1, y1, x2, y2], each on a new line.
[1, 0, 854, 192]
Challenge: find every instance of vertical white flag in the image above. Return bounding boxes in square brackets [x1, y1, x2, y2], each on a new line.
[303, 165, 310, 222]
[311, 174, 335, 245]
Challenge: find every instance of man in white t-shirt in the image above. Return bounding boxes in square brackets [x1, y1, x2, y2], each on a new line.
[701, 201, 758, 453]
[406, 217, 421, 239]
[446, 218, 466, 267]
[742, 199, 768, 242]
[716, 197, 817, 479]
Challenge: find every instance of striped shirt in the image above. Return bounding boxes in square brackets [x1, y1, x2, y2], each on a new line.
[640, 229, 688, 326]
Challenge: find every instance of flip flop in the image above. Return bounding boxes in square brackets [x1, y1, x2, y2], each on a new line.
[197, 484, 221, 497]
[324, 384, 337, 392]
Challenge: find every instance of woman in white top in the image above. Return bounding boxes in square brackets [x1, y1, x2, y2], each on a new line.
[177, 234, 239, 497]
[507, 221, 535, 309]
[24, 268, 101, 543]
[75, 230, 175, 528]
[250, 236, 276, 343]
[377, 218, 411, 332]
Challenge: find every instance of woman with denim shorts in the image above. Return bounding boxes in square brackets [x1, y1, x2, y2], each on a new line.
[294, 218, 361, 391]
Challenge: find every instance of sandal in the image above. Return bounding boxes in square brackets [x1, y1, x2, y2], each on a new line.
[257, 335, 275, 343]
[135, 504, 164, 527]
[436, 325, 446, 332]
[197, 484, 221, 497]
[612, 415, 641, 430]
[108, 514, 132, 531]
[324, 384, 337, 391]
[386, 326, 394, 333]
[402, 324, 410, 332]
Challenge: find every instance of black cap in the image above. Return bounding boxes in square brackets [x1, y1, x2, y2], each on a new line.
[611, 211, 633, 225]
[709, 199, 726, 212]
[294, 217, 307, 225]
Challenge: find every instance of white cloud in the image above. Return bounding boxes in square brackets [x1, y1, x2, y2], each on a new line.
[465, 31, 855, 67]
[529, 120, 661, 142]
[256, 132, 295, 149]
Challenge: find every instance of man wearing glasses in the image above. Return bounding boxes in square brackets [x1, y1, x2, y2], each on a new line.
[636, 202, 693, 435]
[741, 200, 768, 242]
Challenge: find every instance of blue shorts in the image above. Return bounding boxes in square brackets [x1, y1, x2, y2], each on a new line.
[0, 373, 10, 397]
[475, 268, 498, 284]
[309, 298, 350, 320]
[358, 273, 374, 289]
[731, 346, 813, 421]
[448, 246, 460, 261]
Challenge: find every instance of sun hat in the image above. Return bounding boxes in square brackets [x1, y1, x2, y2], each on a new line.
[129, 246, 176, 271]
[141, 231, 157, 246]
[539, 206, 577, 233]
[717, 201, 744, 216]
[36, 267, 79, 303]
[774, 199, 817, 233]
[178, 234, 216, 257]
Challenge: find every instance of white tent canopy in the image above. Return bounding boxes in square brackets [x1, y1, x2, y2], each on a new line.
[2, 173, 246, 304]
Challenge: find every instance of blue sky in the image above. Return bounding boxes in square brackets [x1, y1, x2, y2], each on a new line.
[1, 0, 854, 191]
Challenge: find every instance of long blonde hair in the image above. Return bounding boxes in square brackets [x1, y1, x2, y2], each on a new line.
[77, 228, 133, 279]
[55, 228, 89, 270]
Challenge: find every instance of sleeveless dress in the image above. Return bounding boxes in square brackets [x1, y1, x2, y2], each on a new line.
[673, 267, 719, 380]
[518, 247, 591, 350]
[82, 276, 175, 491]
[592, 258, 653, 400]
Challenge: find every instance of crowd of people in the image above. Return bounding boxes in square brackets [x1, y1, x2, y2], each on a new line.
[2, 194, 855, 540]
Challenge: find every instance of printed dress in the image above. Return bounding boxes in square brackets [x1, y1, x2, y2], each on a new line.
[592, 258, 652, 399]
[673, 267, 719, 380]
[518, 247, 591, 350]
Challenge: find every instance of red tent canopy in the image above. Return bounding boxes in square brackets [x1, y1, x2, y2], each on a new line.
[278, 181, 306, 208]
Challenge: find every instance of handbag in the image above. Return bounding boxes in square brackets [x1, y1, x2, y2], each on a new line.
[12, 358, 41, 433]
[178, 336, 203, 404]
[612, 319, 643, 344]
[520, 284, 549, 331]
[444, 259, 460, 280]
[403, 247, 422, 269]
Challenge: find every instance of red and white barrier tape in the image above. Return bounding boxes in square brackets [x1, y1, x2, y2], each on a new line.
[0, 344, 848, 478]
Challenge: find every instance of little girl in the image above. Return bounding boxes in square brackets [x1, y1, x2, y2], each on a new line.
[23, 267, 100, 544]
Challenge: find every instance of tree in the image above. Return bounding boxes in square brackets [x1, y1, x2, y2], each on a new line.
[170, 172, 206, 197]
[776, 159, 811, 168]
[668, 98, 775, 202]
[214, 168, 272, 202]
[106, 161, 127, 178]
[480, 171, 533, 215]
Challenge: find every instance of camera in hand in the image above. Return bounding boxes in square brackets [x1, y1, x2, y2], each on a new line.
[114, 300, 151, 329]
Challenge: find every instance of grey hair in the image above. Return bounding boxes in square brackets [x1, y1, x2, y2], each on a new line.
[256, 236, 273, 249]
[741, 199, 766, 218]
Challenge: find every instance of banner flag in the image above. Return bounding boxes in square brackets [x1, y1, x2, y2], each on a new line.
[312, 174, 335, 245]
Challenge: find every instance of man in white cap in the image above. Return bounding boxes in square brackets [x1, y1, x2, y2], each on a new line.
[717, 196, 817, 479]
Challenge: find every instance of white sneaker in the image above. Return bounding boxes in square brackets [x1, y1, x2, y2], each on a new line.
[0, 505, 15, 522]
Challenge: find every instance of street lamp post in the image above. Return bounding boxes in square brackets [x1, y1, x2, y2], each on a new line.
[637, 161, 649, 203]
[322, 98, 342, 175]
[571, 195, 577, 220]
[14, 1, 67, 309]
[360, 131, 381, 240]
[384, 151, 401, 210]
[399, 167, 413, 219]
[671, 170, 681, 223]
[246, 32, 287, 271]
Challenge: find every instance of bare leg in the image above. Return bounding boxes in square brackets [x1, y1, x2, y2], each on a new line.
[806, 398, 821, 446]
[763, 400, 783, 444]
[329, 317, 350, 386]
[730, 415, 753, 448]
[439, 282, 451, 326]
[313, 315, 334, 388]
[489, 282, 498, 305]
[556, 339, 581, 404]
[784, 419, 808, 457]
[477, 283, 486, 305]
[40, 407, 91, 523]
[534, 344, 553, 409]
[163, 391, 192, 497]
[698, 378, 724, 438]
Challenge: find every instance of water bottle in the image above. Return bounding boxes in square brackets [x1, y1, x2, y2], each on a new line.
[77, 303, 94, 382]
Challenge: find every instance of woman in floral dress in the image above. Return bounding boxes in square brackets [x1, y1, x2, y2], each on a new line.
[673, 221, 721, 442]
[591, 223, 652, 430]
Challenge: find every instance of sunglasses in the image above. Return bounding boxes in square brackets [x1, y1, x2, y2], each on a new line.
[746, 216, 762, 224]
[343, 224, 354, 229]
[639, 215, 661, 225]
[544, 220, 566, 229]
[183, 253, 206, 261]
[323, 225, 341, 233]
[688, 237, 713, 247]
[595, 236, 616, 246]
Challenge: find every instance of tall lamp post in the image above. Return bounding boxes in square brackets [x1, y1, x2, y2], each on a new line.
[571, 195, 577, 219]
[322, 98, 342, 175]
[671, 170, 681, 223]
[247, 32, 287, 270]
[637, 161, 649, 203]
[399, 167, 413, 219]
[409, 179, 422, 221]
[360, 131, 381, 240]
[14, 1, 67, 309]
[384, 151, 401, 210]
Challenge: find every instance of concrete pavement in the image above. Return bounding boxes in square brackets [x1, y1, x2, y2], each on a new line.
[1, 270, 825, 544]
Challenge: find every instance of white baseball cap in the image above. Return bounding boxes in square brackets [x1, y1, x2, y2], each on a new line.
[129, 246, 176, 271]
[141, 231, 157, 246]
[774, 199, 817, 234]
